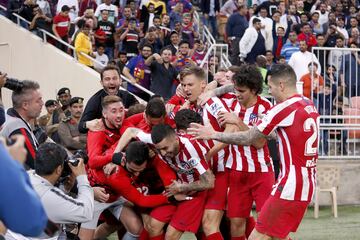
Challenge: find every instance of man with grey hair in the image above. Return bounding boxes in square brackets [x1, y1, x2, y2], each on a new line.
[1, 80, 44, 169]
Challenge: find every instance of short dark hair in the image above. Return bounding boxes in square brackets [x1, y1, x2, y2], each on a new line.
[153, 15, 161, 20]
[35, 143, 67, 176]
[336, 36, 344, 41]
[12, 80, 40, 109]
[140, 43, 153, 52]
[149, 94, 164, 101]
[252, 18, 261, 24]
[268, 64, 297, 85]
[145, 98, 166, 118]
[160, 46, 172, 54]
[179, 40, 190, 47]
[125, 141, 149, 165]
[301, 22, 310, 28]
[100, 65, 121, 80]
[102, 95, 122, 109]
[151, 124, 176, 144]
[127, 103, 146, 117]
[77, 19, 86, 28]
[61, 5, 70, 12]
[232, 64, 263, 95]
[174, 109, 203, 131]
[307, 62, 318, 68]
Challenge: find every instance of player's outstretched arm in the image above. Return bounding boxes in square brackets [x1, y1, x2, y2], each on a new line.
[166, 169, 215, 194]
[198, 84, 235, 106]
[113, 127, 140, 153]
[188, 123, 266, 146]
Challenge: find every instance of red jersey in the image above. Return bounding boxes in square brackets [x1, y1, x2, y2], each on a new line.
[53, 14, 70, 37]
[136, 131, 209, 184]
[87, 127, 121, 191]
[297, 33, 317, 50]
[120, 112, 175, 134]
[227, 96, 274, 173]
[257, 94, 319, 202]
[168, 94, 186, 106]
[105, 164, 169, 207]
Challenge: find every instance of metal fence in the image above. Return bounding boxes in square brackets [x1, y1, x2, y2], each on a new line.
[311, 47, 360, 159]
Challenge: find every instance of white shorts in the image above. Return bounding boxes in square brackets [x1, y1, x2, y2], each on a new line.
[81, 197, 126, 230]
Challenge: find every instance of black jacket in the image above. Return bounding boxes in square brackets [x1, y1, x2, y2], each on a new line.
[78, 89, 137, 133]
[200, 0, 220, 14]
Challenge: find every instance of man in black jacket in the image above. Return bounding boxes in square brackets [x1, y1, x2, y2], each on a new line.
[78, 65, 137, 133]
[200, 0, 220, 39]
[0, 80, 43, 169]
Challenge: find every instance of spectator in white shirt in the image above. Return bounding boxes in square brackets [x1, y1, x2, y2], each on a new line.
[94, 45, 109, 72]
[311, 1, 329, 25]
[250, 7, 273, 50]
[94, 0, 118, 24]
[288, 40, 321, 80]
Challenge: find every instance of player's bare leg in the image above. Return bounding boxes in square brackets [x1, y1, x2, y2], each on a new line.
[94, 222, 122, 239]
[202, 209, 224, 239]
[147, 216, 166, 238]
[78, 228, 95, 240]
[248, 229, 291, 240]
[165, 225, 183, 240]
[119, 205, 143, 239]
[230, 217, 246, 238]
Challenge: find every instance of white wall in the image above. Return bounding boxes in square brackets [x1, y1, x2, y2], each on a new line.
[0, 15, 102, 111]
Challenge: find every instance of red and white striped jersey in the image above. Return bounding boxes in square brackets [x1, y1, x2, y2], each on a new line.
[190, 97, 232, 173]
[226, 96, 274, 172]
[257, 94, 319, 202]
[136, 131, 209, 184]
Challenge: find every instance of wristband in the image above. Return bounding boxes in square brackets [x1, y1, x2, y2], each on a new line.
[112, 152, 123, 165]
[82, 121, 87, 130]
[168, 196, 177, 203]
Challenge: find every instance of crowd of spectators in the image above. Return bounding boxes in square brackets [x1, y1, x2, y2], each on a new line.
[1, 0, 360, 237]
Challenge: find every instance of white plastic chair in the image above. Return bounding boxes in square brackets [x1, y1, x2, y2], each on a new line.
[314, 166, 340, 218]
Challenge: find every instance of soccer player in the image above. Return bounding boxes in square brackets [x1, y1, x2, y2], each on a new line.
[174, 109, 203, 135]
[120, 124, 214, 240]
[147, 124, 215, 240]
[120, 98, 175, 134]
[172, 66, 237, 240]
[189, 64, 320, 240]
[80, 95, 132, 239]
[215, 65, 275, 240]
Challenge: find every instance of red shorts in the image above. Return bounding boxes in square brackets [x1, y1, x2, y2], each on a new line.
[205, 171, 229, 210]
[150, 191, 207, 233]
[256, 196, 309, 239]
[227, 170, 274, 218]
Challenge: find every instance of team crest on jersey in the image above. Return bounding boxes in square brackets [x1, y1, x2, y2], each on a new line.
[249, 113, 258, 125]
[209, 102, 222, 116]
[176, 159, 197, 174]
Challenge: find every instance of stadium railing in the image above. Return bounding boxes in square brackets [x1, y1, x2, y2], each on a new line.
[1, 4, 154, 98]
[311, 47, 360, 159]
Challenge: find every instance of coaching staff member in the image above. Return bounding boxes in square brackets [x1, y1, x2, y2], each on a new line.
[78, 65, 138, 133]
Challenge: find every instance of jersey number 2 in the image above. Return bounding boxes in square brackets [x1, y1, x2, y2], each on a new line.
[304, 118, 319, 156]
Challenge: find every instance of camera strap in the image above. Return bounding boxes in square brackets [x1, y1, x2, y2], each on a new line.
[8, 108, 39, 149]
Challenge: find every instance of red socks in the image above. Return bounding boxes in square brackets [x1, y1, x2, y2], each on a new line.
[139, 228, 149, 240]
[149, 234, 164, 240]
[206, 232, 224, 240]
[196, 232, 207, 240]
[245, 216, 256, 238]
[231, 237, 246, 240]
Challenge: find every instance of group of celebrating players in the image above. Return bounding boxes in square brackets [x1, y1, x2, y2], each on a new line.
[79, 63, 319, 240]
